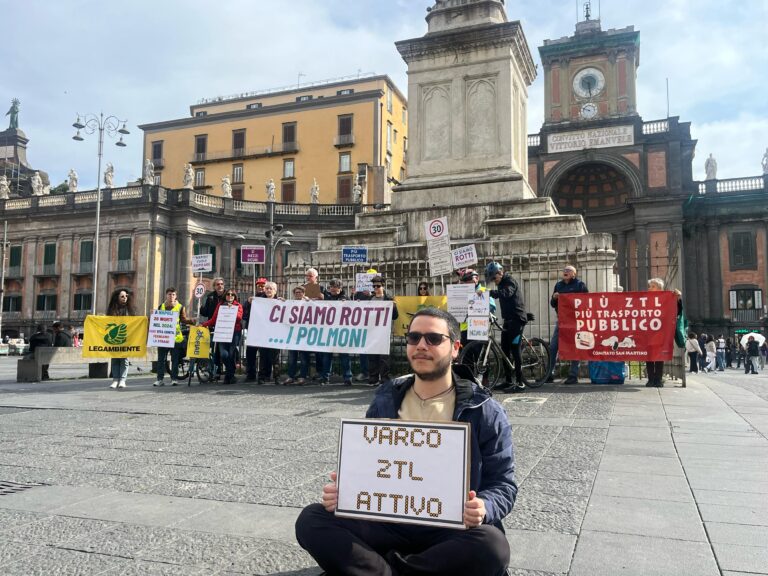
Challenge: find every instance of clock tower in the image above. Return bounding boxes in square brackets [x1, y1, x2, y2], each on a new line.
[539, 5, 639, 123]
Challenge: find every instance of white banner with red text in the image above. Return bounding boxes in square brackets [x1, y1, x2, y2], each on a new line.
[246, 298, 394, 354]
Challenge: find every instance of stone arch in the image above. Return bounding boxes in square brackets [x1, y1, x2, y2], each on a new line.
[421, 84, 451, 161]
[541, 152, 643, 209]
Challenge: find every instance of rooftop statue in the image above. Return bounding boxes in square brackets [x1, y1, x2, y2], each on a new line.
[762, 148, 768, 175]
[0, 175, 10, 200]
[705, 153, 717, 180]
[5, 98, 19, 130]
[183, 163, 194, 189]
[104, 163, 114, 188]
[68, 169, 78, 193]
[221, 175, 232, 198]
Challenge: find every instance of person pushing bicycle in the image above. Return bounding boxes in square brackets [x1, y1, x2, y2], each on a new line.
[483, 262, 527, 392]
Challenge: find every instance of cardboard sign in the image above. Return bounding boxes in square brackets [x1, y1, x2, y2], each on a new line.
[429, 253, 454, 277]
[147, 310, 179, 348]
[446, 284, 476, 322]
[467, 292, 490, 318]
[451, 245, 478, 270]
[467, 317, 490, 341]
[336, 418, 470, 529]
[191, 254, 213, 273]
[240, 245, 266, 264]
[212, 305, 239, 343]
[246, 299, 394, 354]
[342, 246, 368, 263]
[83, 316, 148, 358]
[304, 283, 323, 300]
[392, 296, 448, 337]
[356, 273, 376, 293]
[557, 291, 678, 361]
[186, 326, 211, 359]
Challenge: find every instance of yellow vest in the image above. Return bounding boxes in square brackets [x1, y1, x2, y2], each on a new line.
[160, 302, 184, 343]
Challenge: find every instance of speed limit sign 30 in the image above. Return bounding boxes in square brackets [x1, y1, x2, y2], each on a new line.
[194, 283, 206, 299]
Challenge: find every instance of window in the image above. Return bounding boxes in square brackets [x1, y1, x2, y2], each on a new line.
[296, 95, 313, 102]
[282, 122, 296, 145]
[153, 174, 161, 186]
[2, 295, 21, 312]
[232, 185, 244, 201]
[283, 159, 295, 179]
[404, 136, 408, 153]
[9, 245, 21, 267]
[386, 121, 392, 153]
[117, 238, 132, 263]
[385, 159, 392, 179]
[194, 111, 207, 117]
[730, 288, 763, 310]
[730, 231, 756, 270]
[74, 293, 92, 311]
[402, 107, 407, 125]
[386, 89, 393, 113]
[337, 176, 353, 204]
[339, 152, 351, 173]
[195, 135, 207, 161]
[232, 130, 245, 156]
[80, 240, 93, 263]
[194, 243, 217, 270]
[233, 164, 244, 183]
[246, 102, 262, 110]
[338, 115, 353, 136]
[400, 167, 406, 182]
[43, 243, 56, 266]
[282, 181, 296, 203]
[337, 89, 354, 96]
[36, 294, 57, 311]
[394, 129, 398, 144]
[151, 141, 163, 161]
[195, 169, 205, 187]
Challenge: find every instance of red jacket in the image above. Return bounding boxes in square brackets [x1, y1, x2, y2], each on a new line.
[202, 301, 243, 333]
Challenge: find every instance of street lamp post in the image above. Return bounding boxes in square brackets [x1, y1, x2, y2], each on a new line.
[265, 201, 293, 281]
[72, 113, 129, 314]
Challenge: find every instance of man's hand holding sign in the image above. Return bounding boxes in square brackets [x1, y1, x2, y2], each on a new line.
[295, 308, 516, 576]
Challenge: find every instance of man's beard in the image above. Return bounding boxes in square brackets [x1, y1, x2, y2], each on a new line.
[411, 353, 453, 381]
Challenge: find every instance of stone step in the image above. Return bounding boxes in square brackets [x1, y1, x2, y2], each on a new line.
[485, 214, 587, 239]
[317, 226, 405, 250]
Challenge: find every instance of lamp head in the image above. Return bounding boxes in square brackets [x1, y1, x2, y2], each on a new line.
[118, 122, 130, 135]
[115, 136, 126, 147]
[72, 131, 84, 142]
[72, 116, 85, 130]
[273, 224, 284, 233]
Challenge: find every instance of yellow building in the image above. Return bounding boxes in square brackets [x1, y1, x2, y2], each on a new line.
[139, 74, 408, 204]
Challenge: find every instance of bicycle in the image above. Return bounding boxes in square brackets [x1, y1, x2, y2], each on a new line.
[457, 313, 550, 390]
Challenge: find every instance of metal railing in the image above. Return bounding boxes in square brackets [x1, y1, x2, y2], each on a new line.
[731, 309, 763, 323]
[114, 259, 134, 272]
[152, 158, 165, 169]
[33, 310, 57, 320]
[6, 266, 21, 278]
[2, 311, 22, 320]
[36, 264, 58, 276]
[191, 141, 299, 163]
[77, 262, 94, 274]
[334, 134, 356, 146]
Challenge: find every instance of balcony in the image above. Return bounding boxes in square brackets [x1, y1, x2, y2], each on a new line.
[71, 310, 89, 321]
[33, 310, 57, 320]
[2, 311, 22, 320]
[334, 134, 356, 148]
[731, 309, 763, 323]
[35, 264, 58, 277]
[152, 157, 165, 170]
[72, 262, 94, 276]
[190, 141, 300, 165]
[110, 259, 135, 274]
[6, 266, 22, 278]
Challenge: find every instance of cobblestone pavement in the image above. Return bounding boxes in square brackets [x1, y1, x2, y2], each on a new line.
[0, 358, 766, 575]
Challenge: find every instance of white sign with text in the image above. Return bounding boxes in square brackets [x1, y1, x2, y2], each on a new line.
[446, 284, 476, 322]
[147, 310, 179, 348]
[212, 305, 239, 343]
[191, 254, 213, 273]
[451, 245, 478, 270]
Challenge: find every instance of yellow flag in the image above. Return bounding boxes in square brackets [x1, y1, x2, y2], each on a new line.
[186, 326, 211, 359]
[392, 296, 448, 337]
[83, 315, 149, 358]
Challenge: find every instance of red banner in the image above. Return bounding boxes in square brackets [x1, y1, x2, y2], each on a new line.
[557, 291, 677, 361]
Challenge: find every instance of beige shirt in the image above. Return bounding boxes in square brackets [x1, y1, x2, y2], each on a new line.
[398, 385, 456, 422]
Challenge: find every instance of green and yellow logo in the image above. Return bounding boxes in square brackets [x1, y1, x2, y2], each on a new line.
[104, 323, 128, 345]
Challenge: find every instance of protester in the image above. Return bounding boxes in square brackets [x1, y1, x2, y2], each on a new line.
[295, 307, 516, 576]
[323, 278, 353, 386]
[685, 332, 702, 373]
[704, 335, 717, 373]
[745, 336, 761, 374]
[305, 267, 331, 384]
[153, 287, 195, 387]
[106, 289, 134, 389]
[645, 278, 683, 387]
[202, 289, 243, 384]
[284, 286, 311, 385]
[547, 265, 589, 384]
[51, 321, 73, 347]
[257, 280, 280, 383]
[352, 268, 377, 382]
[244, 277, 268, 383]
[27, 324, 52, 381]
[485, 261, 527, 392]
[417, 282, 430, 296]
[201, 277, 226, 378]
[364, 275, 399, 386]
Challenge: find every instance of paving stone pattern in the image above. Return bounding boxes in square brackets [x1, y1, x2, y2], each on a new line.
[0, 361, 766, 574]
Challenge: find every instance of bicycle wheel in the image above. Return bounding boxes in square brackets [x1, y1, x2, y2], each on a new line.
[520, 337, 550, 387]
[458, 341, 504, 390]
[196, 358, 213, 384]
[176, 358, 190, 380]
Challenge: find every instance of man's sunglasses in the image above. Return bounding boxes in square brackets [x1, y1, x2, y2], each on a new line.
[405, 332, 451, 346]
[372, 284, 383, 288]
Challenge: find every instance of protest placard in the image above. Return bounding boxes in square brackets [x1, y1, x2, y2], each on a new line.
[557, 291, 677, 361]
[335, 418, 470, 529]
[467, 317, 490, 341]
[356, 272, 376, 293]
[191, 254, 213, 273]
[83, 316, 148, 358]
[392, 296, 448, 337]
[212, 305, 239, 343]
[446, 284, 475, 322]
[186, 326, 210, 359]
[466, 292, 491, 341]
[246, 299, 394, 354]
[451, 244, 477, 270]
[147, 310, 179, 348]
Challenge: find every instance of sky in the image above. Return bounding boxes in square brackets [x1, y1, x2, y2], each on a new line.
[2, 0, 767, 189]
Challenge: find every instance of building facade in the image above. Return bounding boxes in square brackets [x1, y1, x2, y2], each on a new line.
[139, 75, 408, 206]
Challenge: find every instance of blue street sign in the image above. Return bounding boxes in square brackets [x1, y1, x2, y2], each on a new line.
[342, 246, 368, 263]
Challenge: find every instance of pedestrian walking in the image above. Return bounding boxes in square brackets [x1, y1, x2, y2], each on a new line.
[52, 321, 73, 347]
[704, 335, 717, 373]
[106, 289, 134, 389]
[715, 334, 726, 371]
[685, 332, 702, 373]
[745, 336, 761, 374]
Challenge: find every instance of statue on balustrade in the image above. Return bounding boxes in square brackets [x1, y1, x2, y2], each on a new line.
[183, 163, 194, 189]
[0, 175, 10, 200]
[310, 178, 319, 204]
[68, 169, 78, 193]
[704, 153, 717, 180]
[762, 148, 768, 175]
[266, 178, 276, 201]
[30, 171, 43, 196]
[5, 98, 19, 130]
[221, 175, 232, 198]
[104, 163, 114, 188]
[143, 158, 155, 185]
[353, 174, 363, 204]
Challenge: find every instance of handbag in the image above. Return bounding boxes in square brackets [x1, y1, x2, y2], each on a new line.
[675, 309, 688, 348]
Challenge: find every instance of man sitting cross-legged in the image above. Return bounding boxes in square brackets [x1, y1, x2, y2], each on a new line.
[295, 307, 516, 576]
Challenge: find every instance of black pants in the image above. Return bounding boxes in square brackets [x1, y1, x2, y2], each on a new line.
[500, 320, 525, 384]
[646, 361, 664, 384]
[688, 352, 698, 373]
[295, 503, 510, 576]
[368, 354, 391, 384]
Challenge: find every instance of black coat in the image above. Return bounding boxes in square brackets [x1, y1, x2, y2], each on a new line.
[28, 331, 53, 354]
[200, 291, 224, 320]
[489, 273, 527, 324]
[550, 277, 589, 311]
[53, 330, 73, 347]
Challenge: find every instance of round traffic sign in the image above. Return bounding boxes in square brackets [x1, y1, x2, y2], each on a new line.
[428, 219, 445, 238]
[194, 283, 206, 299]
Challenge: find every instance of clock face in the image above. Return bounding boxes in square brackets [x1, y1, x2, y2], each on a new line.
[580, 103, 598, 120]
[573, 68, 606, 99]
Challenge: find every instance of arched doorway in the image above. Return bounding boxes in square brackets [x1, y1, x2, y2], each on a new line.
[550, 162, 632, 215]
